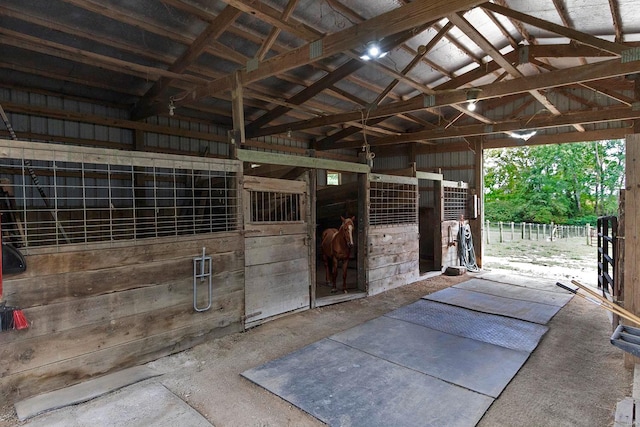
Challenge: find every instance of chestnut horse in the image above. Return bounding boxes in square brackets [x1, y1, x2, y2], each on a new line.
[321, 216, 355, 294]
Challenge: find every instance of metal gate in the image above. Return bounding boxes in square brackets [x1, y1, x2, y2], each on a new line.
[597, 215, 618, 297]
[243, 175, 310, 328]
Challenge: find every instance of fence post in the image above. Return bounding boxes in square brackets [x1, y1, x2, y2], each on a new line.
[486, 220, 491, 244]
[536, 224, 540, 240]
[499, 221, 504, 243]
[529, 223, 533, 240]
[510, 222, 514, 241]
[586, 223, 590, 245]
[521, 222, 525, 239]
[550, 221, 555, 241]
[543, 223, 546, 238]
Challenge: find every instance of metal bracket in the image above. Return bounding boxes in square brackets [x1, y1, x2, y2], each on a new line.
[310, 39, 323, 60]
[193, 247, 212, 312]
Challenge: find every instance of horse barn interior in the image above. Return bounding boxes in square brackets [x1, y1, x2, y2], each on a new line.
[1, 0, 640, 424]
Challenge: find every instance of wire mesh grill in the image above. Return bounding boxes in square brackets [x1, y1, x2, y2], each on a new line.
[249, 191, 301, 223]
[443, 186, 468, 221]
[369, 181, 417, 226]
[0, 156, 238, 249]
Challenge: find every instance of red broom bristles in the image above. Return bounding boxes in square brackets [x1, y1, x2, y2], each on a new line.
[13, 309, 28, 330]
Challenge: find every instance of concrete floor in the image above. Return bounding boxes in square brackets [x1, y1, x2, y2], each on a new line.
[4, 270, 634, 427]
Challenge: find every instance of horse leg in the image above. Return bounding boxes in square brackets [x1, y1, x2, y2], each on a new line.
[341, 258, 349, 293]
[322, 254, 331, 286]
[330, 256, 339, 293]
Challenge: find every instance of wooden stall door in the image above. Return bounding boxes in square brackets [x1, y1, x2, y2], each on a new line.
[243, 176, 311, 328]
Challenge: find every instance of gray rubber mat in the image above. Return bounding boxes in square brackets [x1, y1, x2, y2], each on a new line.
[330, 316, 531, 398]
[423, 287, 561, 324]
[242, 338, 494, 427]
[454, 278, 573, 307]
[387, 299, 548, 352]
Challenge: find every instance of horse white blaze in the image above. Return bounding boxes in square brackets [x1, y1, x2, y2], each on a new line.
[346, 223, 354, 248]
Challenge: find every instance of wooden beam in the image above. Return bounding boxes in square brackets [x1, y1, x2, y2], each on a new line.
[482, 3, 628, 55]
[1, 102, 227, 143]
[261, 57, 640, 139]
[131, 5, 242, 119]
[235, 149, 370, 173]
[371, 106, 638, 146]
[184, 0, 485, 101]
[0, 28, 206, 85]
[254, 0, 300, 61]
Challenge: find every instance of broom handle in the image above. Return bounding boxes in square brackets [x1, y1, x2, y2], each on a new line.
[557, 282, 640, 325]
[0, 104, 69, 243]
[571, 280, 640, 326]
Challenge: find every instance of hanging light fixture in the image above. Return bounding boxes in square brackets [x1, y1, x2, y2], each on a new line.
[466, 88, 481, 112]
[360, 41, 388, 61]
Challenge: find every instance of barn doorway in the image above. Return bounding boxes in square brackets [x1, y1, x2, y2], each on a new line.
[315, 169, 366, 306]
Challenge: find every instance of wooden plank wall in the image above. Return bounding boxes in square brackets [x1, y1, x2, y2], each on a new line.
[0, 233, 244, 403]
[367, 224, 419, 295]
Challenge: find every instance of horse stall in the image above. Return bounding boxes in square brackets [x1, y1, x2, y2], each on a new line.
[0, 140, 245, 403]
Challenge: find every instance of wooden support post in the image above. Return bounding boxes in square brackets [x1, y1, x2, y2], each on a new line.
[499, 221, 503, 243]
[357, 168, 369, 293]
[470, 138, 484, 268]
[511, 221, 514, 241]
[434, 179, 444, 270]
[308, 168, 317, 308]
[624, 133, 640, 368]
[231, 70, 245, 144]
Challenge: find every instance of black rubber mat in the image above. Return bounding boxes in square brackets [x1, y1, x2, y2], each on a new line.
[242, 338, 494, 427]
[387, 299, 548, 352]
[243, 280, 561, 426]
[331, 316, 531, 398]
[423, 287, 561, 324]
[454, 278, 573, 307]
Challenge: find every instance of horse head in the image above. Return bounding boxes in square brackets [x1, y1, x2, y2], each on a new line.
[340, 216, 355, 248]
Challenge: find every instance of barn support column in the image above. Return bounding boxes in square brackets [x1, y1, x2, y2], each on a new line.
[231, 70, 245, 144]
[309, 167, 318, 307]
[133, 129, 148, 238]
[471, 138, 484, 268]
[624, 132, 640, 367]
[434, 178, 443, 270]
[358, 154, 370, 293]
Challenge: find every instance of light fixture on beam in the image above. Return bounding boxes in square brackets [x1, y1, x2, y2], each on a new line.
[508, 130, 537, 141]
[360, 41, 388, 61]
[466, 88, 482, 112]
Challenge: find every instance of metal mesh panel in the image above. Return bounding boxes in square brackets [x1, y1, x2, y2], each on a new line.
[0, 156, 238, 249]
[444, 186, 468, 221]
[369, 181, 417, 226]
[249, 191, 301, 223]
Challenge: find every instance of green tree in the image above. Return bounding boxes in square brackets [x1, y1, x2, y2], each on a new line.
[484, 140, 624, 224]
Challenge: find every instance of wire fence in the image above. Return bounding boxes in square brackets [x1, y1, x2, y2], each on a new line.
[485, 221, 595, 246]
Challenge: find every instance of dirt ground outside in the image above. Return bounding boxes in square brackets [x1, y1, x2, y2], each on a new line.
[0, 235, 633, 427]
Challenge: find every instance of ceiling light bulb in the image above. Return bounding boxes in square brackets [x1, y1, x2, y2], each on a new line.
[368, 45, 380, 58]
[467, 101, 476, 112]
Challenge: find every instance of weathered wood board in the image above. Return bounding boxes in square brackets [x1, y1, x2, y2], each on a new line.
[0, 233, 244, 404]
[367, 224, 419, 295]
